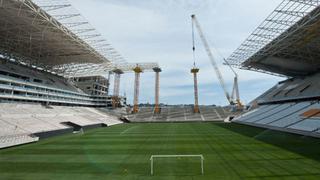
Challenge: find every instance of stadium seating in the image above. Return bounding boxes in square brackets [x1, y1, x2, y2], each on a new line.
[0, 61, 79, 92]
[0, 134, 39, 149]
[167, 106, 186, 121]
[152, 108, 168, 121]
[0, 60, 111, 106]
[254, 73, 320, 104]
[0, 103, 122, 149]
[199, 106, 223, 121]
[185, 107, 203, 121]
[234, 101, 320, 137]
[236, 71, 320, 138]
[128, 106, 232, 122]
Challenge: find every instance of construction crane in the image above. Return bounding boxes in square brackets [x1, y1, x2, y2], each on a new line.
[191, 14, 243, 108]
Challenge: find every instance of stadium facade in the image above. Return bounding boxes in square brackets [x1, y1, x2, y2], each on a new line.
[0, 0, 159, 148]
[1, 0, 320, 149]
[227, 0, 320, 138]
[2, 1, 320, 179]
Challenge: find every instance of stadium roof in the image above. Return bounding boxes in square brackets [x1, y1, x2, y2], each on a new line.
[0, 0, 108, 66]
[0, 0, 159, 77]
[226, 0, 320, 77]
[53, 62, 160, 78]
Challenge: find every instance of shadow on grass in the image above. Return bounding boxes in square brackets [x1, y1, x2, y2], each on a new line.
[215, 123, 320, 162]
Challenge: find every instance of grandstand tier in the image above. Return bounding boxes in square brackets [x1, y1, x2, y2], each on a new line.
[0, 60, 113, 107]
[224, 0, 320, 140]
[0, 103, 122, 149]
[127, 106, 234, 122]
[254, 72, 320, 104]
[234, 100, 320, 138]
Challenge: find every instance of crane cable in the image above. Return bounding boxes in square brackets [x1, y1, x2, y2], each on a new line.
[192, 16, 235, 75]
[192, 18, 196, 67]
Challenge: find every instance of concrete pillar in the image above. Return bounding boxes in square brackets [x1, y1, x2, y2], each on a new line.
[191, 67, 200, 113]
[153, 67, 161, 114]
[112, 69, 123, 108]
[133, 66, 143, 113]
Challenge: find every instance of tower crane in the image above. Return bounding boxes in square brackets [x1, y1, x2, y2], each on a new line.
[191, 14, 243, 108]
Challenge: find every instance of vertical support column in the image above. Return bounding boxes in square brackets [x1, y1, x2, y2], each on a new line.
[153, 67, 162, 114]
[191, 67, 200, 113]
[113, 73, 121, 96]
[107, 71, 112, 96]
[112, 69, 123, 108]
[133, 66, 143, 113]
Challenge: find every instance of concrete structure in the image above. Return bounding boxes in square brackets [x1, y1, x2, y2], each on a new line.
[73, 76, 109, 96]
[0, 61, 112, 107]
[0, 103, 122, 149]
[133, 66, 143, 113]
[153, 67, 162, 114]
[191, 67, 200, 113]
[0, 0, 160, 108]
[233, 101, 320, 138]
[112, 69, 124, 108]
[127, 106, 233, 122]
[0, 0, 162, 149]
[225, 0, 320, 138]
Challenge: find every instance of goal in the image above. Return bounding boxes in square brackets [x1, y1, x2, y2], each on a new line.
[150, 154, 204, 175]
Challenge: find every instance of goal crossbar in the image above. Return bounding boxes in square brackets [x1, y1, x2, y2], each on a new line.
[150, 154, 204, 175]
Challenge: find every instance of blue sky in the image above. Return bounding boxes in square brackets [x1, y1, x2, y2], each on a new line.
[69, 0, 285, 105]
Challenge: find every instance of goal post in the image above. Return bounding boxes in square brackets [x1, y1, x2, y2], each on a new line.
[150, 154, 204, 175]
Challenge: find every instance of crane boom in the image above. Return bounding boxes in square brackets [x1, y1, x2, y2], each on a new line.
[191, 14, 231, 103]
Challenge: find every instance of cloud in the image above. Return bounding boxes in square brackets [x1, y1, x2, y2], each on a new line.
[69, 0, 285, 105]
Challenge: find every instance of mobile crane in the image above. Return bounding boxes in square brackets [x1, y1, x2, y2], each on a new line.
[191, 14, 243, 109]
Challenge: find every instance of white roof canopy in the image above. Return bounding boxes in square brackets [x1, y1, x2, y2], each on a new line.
[0, 0, 159, 77]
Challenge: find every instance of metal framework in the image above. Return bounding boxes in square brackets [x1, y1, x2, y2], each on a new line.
[0, 0, 107, 68]
[31, 0, 128, 65]
[0, 0, 159, 78]
[226, 0, 320, 77]
[51, 62, 159, 78]
[52, 63, 112, 77]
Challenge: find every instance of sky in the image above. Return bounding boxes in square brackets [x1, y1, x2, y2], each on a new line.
[69, 0, 285, 106]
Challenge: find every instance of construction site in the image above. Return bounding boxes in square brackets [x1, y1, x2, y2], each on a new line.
[1, 0, 320, 179]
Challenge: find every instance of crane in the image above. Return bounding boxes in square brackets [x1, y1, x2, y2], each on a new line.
[191, 14, 243, 108]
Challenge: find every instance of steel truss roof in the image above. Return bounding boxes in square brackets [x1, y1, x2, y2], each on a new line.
[53, 62, 160, 78]
[0, 0, 159, 77]
[0, 0, 109, 68]
[226, 0, 320, 77]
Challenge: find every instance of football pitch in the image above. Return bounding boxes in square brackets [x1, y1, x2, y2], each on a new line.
[1, 122, 320, 179]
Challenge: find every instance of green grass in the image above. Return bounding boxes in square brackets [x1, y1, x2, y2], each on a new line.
[1, 122, 320, 179]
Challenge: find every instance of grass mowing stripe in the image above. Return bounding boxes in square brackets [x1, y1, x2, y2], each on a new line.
[1, 122, 320, 179]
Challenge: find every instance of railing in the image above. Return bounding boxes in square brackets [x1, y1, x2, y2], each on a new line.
[0, 76, 113, 106]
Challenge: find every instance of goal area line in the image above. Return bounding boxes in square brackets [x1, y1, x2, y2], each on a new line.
[150, 154, 204, 175]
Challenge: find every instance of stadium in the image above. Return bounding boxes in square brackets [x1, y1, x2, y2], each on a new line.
[1, 0, 320, 179]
